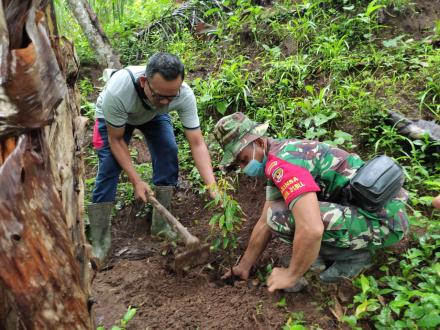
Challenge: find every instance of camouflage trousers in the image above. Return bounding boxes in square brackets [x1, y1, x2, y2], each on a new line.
[267, 189, 409, 250]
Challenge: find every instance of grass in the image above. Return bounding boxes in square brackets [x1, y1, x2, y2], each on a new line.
[67, 0, 440, 328]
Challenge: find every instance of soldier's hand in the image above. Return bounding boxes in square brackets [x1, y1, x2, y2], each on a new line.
[134, 181, 149, 203]
[267, 267, 298, 292]
[221, 264, 250, 281]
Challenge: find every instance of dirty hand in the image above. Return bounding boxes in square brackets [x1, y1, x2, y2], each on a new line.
[267, 267, 298, 292]
[134, 181, 149, 203]
[221, 263, 250, 281]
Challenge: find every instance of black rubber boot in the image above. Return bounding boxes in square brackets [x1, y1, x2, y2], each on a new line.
[318, 245, 373, 283]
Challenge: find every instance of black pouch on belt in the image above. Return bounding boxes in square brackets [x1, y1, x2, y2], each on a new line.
[349, 155, 405, 212]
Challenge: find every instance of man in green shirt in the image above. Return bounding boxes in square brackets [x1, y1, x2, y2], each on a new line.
[214, 112, 409, 291]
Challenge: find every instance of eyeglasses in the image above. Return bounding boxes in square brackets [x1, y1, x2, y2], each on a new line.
[146, 78, 180, 102]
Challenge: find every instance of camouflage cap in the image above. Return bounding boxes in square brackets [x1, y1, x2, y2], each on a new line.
[213, 112, 268, 167]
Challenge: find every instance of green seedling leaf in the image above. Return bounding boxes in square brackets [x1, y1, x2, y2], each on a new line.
[219, 214, 225, 228]
[417, 312, 440, 328]
[211, 237, 221, 250]
[215, 101, 229, 115]
[208, 213, 222, 226]
[122, 307, 136, 323]
[342, 315, 357, 327]
[405, 305, 425, 320]
[277, 297, 287, 308]
[382, 35, 405, 48]
[223, 236, 229, 249]
[204, 8, 220, 16]
[359, 275, 370, 294]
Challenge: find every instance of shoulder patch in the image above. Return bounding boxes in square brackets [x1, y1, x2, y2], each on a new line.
[272, 167, 284, 183]
[267, 160, 278, 173]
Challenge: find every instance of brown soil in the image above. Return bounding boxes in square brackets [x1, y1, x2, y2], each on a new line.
[376, 0, 440, 122]
[92, 176, 358, 329]
[379, 0, 440, 40]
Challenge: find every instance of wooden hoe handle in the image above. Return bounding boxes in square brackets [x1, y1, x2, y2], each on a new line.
[145, 185, 200, 248]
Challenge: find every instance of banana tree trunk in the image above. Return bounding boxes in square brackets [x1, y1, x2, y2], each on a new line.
[0, 0, 92, 328]
[66, 0, 121, 68]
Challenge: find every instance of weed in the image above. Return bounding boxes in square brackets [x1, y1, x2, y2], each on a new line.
[343, 231, 440, 328]
[256, 263, 273, 284]
[97, 306, 137, 330]
[283, 311, 307, 330]
[277, 297, 287, 309]
[193, 55, 253, 114]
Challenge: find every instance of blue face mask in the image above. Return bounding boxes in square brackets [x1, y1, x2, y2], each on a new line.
[243, 142, 267, 177]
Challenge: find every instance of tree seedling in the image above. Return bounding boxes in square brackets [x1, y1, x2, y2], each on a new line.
[205, 177, 244, 285]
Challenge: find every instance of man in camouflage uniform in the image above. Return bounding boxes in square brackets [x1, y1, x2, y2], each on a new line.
[213, 112, 409, 292]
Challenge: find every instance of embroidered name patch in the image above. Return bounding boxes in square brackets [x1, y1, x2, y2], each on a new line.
[265, 154, 320, 205]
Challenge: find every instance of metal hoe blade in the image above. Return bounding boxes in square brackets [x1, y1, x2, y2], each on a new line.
[173, 243, 210, 272]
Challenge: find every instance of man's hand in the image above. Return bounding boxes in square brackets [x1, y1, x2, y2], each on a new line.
[134, 181, 150, 203]
[433, 195, 440, 209]
[209, 185, 220, 201]
[221, 263, 250, 281]
[208, 184, 224, 206]
[267, 267, 298, 292]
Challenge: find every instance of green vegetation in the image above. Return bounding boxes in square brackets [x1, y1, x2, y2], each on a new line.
[60, 0, 439, 327]
[283, 311, 307, 330]
[96, 306, 137, 330]
[205, 177, 244, 279]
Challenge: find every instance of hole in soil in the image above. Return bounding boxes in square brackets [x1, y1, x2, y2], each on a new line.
[204, 264, 241, 287]
[11, 234, 21, 241]
[20, 169, 25, 183]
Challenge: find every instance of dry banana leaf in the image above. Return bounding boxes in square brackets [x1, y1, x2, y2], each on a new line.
[0, 1, 66, 138]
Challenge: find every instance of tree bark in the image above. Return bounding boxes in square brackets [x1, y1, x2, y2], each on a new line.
[65, 0, 121, 68]
[0, 0, 93, 328]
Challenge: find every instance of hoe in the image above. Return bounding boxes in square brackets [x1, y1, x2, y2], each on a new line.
[145, 185, 210, 272]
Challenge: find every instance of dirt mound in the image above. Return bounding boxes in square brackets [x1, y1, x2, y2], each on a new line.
[379, 0, 440, 39]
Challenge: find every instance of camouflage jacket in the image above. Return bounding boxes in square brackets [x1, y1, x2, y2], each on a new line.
[265, 139, 365, 207]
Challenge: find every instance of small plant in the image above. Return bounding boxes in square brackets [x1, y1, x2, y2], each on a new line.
[205, 177, 244, 284]
[255, 300, 264, 315]
[193, 55, 253, 115]
[277, 297, 287, 309]
[79, 77, 94, 98]
[343, 231, 440, 329]
[256, 263, 273, 284]
[78, 77, 96, 119]
[283, 311, 306, 330]
[97, 306, 137, 330]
